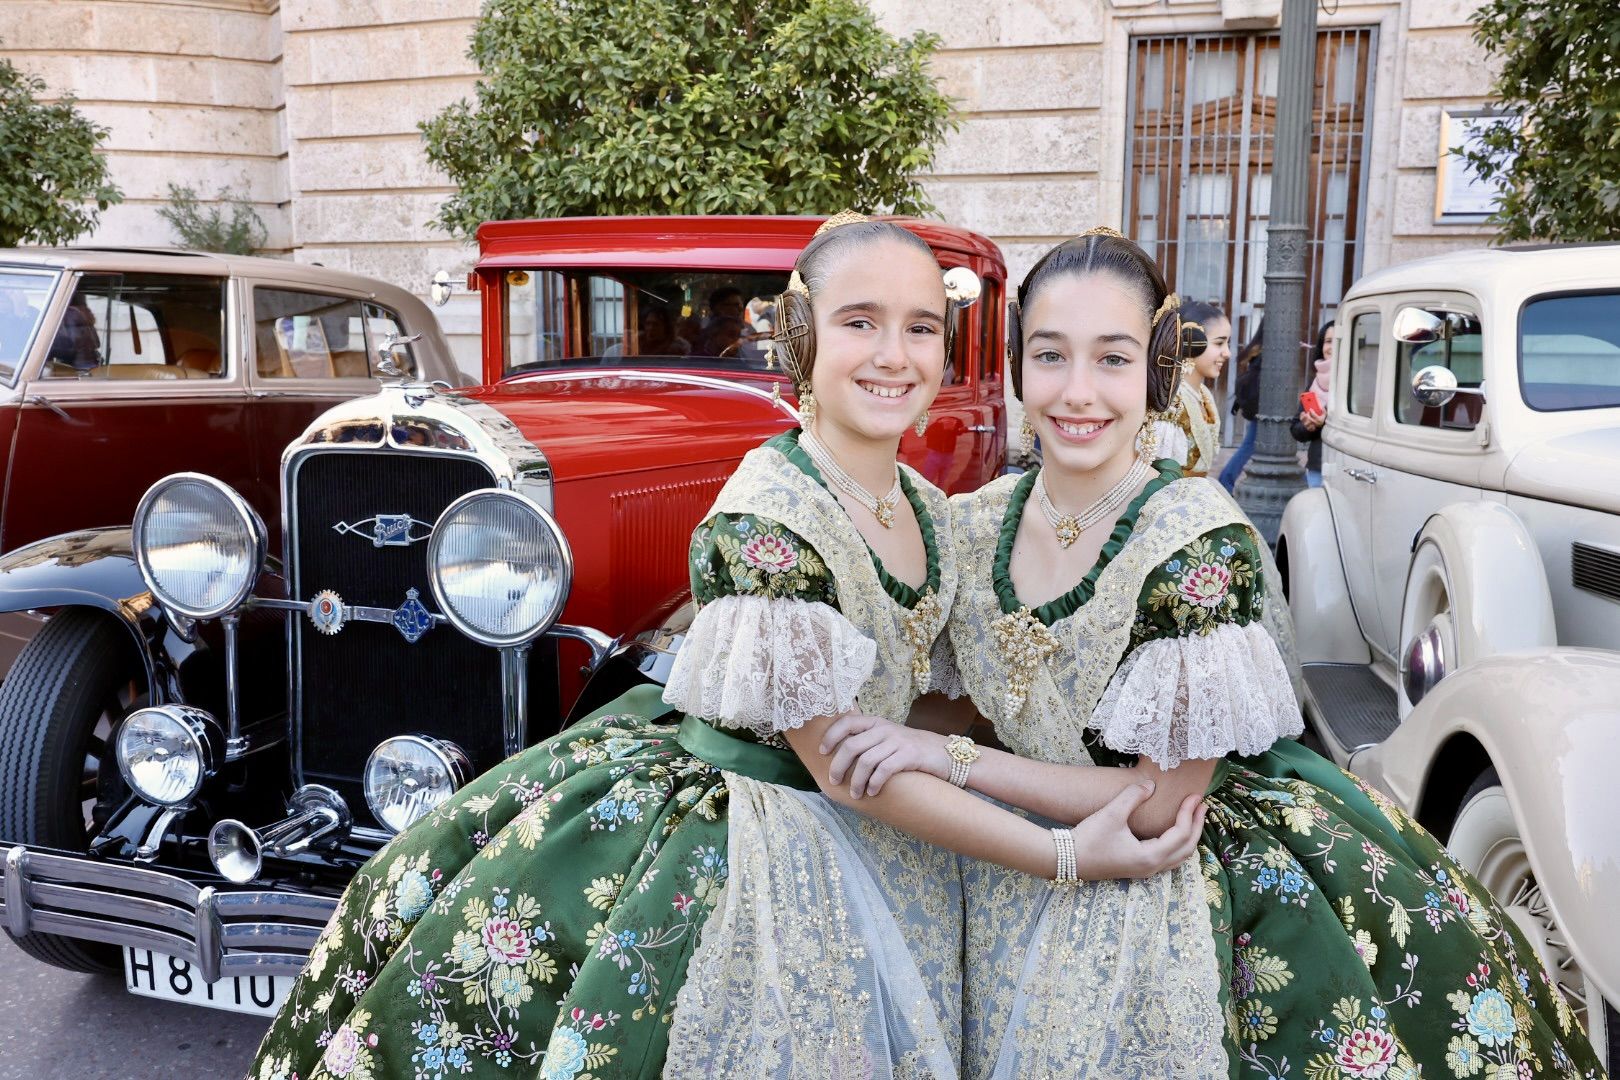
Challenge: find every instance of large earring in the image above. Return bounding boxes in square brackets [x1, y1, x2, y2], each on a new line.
[914, 410, 929, 437]
[1135, 414, 1159, 461]
[1020, 415, 1036, 455]
[797, 386, 816, 428]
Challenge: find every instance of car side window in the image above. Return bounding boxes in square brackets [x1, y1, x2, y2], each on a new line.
[255, 289, 413, 379]
[43, 273, 226, 381]
[1345, 312, 1380, 417]
[1394, 308, 1483, 430]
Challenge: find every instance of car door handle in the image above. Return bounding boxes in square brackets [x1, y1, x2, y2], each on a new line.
[968, 424, 995, 433]
[1346, 467, 1377, 484]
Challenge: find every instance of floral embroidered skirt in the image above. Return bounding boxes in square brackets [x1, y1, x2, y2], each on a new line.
[250, 685, 732, 1080]
[1206, 743, 1604, 1078]
[959, 742, 1605, 1079]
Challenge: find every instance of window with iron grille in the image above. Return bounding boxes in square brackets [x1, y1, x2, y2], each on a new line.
[1126, 28, 1377, 437]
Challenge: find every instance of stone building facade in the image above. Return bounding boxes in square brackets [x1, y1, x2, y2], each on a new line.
[1, 0, 1501, 381]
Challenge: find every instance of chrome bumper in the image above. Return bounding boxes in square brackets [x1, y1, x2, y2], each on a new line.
[1, 844, 335, 983]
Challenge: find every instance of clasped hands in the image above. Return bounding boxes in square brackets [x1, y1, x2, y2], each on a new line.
[819, 712, 1205, 881]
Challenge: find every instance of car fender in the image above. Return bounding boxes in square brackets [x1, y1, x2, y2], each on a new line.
[0, 528, 285, 719]
[1352, 648, 1620, 1004]
[1406, 502, 1556, 666]
[1277, 486, 1368, 664]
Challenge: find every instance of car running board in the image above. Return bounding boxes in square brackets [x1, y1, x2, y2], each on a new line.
[1301, 662, 1398, 752]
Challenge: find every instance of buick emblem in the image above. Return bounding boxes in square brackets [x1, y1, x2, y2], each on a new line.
[332, 513, 433, 548]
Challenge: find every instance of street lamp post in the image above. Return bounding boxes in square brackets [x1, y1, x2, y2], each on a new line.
[1235, 0, 1317, 543]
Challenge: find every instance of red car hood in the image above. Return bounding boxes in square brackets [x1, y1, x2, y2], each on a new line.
[462, 368, 797, 482]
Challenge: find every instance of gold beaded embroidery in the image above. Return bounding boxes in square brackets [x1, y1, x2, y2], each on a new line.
[902, 588, 943, 690]
[990, 605, 1061, 718]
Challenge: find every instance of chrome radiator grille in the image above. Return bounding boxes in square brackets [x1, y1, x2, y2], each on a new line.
[289, 450, 503, 826]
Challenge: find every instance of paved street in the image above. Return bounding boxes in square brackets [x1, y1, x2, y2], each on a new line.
[0, 937, 268, 1079]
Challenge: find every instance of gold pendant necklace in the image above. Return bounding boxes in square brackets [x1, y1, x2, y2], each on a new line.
[801, 431, 903, 529]
[1033, 458, 1152, 549]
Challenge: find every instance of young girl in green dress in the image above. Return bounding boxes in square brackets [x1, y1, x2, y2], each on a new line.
[824, 229, 1605, 1078]
[249, 216, 1204, 1080]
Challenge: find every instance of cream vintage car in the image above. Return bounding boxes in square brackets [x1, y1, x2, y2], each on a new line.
[1278, 243, 1620, 1067]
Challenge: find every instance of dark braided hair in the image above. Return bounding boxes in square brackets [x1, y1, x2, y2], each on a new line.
[1007, 232, 1182, 412]
[774, 220, 945, 389]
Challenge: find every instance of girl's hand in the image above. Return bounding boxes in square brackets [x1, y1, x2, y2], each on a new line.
[820, 713, 950, 798]
[1070, 782, 1206, 880]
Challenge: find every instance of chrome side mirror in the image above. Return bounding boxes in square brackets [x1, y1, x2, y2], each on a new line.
[1392, 306, 1445, 344]
[943, 267, 981, 308]
[429, 270, 455, 308]
[1411, 364, 1486, 407]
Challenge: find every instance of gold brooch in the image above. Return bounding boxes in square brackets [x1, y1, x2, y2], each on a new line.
[902, 588, 943, 689]
[991, 606, 1060, 717]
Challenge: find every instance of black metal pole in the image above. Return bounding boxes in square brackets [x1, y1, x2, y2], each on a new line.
[1236, 0, 1317, 542]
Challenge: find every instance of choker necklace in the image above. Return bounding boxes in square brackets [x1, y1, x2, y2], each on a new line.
[1035, 458, 1152, 548]
[801, 431, 903, 528]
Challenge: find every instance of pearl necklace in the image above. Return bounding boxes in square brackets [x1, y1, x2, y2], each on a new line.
[801, 431, 903, 528]
[1034, 457, 1152, 548]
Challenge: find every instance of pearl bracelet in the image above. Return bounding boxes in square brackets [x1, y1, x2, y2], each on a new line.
[1051, 827, 1079, 885]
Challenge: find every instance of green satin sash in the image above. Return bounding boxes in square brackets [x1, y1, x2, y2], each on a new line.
[675, 714, 818, 791]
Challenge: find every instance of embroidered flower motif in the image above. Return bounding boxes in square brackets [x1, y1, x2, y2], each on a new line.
[1333, 1027, 1398, 1076]
[1465, 989, 1517, 1046]
[541, 1026, 589, 1080]
[482, 917, 532, 966]
[1178, 562, 1232, 608]
[393, 869, 434, 922]
[1447, 1034, 1485, 1077]
[739, 533, 798, 575]
[322, 1021, 367, 1078]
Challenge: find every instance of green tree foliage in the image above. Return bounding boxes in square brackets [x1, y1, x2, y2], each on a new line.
[1463, 0, 1620, 241]
[421, 0, 954, 236]
[0, 55, 122, 247]
[157, 183, 268, 255]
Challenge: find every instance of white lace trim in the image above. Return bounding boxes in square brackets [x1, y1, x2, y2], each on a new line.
[1088, 621, 1302, 769]
[927, 632, 967, 699]
[662, 594, 877, 736]
[1151, 419, 1189, 467]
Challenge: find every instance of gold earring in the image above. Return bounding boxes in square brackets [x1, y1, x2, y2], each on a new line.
[914, 410, 929, 437]
[1136, 415, 1159, 461]
[797, 387, 816, 428]
[1020, 415, 1036, 455]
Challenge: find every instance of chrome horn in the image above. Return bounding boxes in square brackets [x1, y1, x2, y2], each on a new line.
[207, 785, 352, 885]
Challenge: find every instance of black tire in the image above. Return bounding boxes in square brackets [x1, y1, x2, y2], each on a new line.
[0, 608, 144, 973]
[1452, 769, 1618, 1072]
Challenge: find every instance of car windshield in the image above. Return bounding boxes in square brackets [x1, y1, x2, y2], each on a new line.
[0, 268, 60, 385]
[1520, 291, 1620, 411]
[502, 268, 790, 377]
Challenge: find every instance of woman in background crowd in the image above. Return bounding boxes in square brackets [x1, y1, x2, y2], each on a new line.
[1291, 320, 1334, 487]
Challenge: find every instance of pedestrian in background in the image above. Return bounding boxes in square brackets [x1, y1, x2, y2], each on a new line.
[1217, 314, 1264, 491]
[1291, 320, 1334, 487]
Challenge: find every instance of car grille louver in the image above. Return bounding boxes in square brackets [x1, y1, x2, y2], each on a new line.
[290, 451, 505, 827]
[1571, 541, 1620, 604]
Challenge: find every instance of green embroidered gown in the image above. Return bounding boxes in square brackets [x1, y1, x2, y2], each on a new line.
[946, 465, 1604, 1079]
[249, 430, 964, 1080]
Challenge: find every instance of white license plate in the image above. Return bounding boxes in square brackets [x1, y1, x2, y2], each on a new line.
[123, 947, 289, 1016]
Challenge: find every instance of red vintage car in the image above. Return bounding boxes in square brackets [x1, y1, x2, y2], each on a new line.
[0, 215, 1007, 1016]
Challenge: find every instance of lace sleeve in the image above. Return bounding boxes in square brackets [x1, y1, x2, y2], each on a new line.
[1088, 621, 1302, 769]
[662, 595, 877, 736]
[1152, 418, 1189, 468]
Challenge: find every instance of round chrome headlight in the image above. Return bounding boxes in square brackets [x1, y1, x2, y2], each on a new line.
[364, 735, 472, 834]
[133, 474, 265, 619]
[427, 489, 572, 647]
[115, 705, 220, 807]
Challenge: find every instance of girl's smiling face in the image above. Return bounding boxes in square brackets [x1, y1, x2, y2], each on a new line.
[1194, 316, 1231, 383]
[1020, 270, 1151, 477]
[807, 237, 947, 444]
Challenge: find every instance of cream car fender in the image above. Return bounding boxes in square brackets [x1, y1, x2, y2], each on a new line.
[1398, 502, 1556, 715]
[1277, 485, 1368, 664]
[1352, 649, 1620, 1005]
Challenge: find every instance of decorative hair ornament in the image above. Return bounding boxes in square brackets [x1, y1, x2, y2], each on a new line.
[784, 270, 809, 298]
[816, 209, 871, 236]
[1151, 291, 1182, 330]
[1078, 225, 1126, 240]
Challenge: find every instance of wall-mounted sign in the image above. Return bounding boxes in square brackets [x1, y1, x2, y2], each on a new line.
[1435, 109, 1518, 222]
